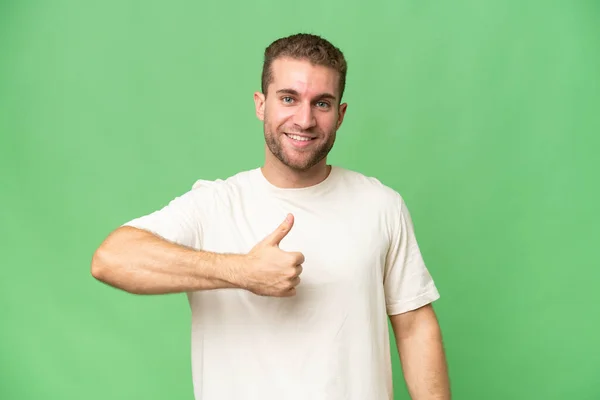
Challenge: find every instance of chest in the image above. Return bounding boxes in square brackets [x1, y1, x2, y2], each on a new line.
[201, 194, 391, 289]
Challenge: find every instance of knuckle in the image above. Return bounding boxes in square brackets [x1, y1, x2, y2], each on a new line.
[286, 254, 297, 265]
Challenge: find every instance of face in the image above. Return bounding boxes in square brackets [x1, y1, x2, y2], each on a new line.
[254, 57, 348, 172]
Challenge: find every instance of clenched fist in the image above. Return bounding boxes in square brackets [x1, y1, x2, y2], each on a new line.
[239, 214, 305, 297]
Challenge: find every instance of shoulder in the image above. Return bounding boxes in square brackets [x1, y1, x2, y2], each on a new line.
[191, 168, 254, 190]
[188, 168, 256, 203]
[334, 167, 411, 240]
[334, 166, 404, 208]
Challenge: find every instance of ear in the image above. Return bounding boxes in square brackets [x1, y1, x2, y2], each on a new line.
[336, 102, 348, 130]
[254, 92, 266, 121]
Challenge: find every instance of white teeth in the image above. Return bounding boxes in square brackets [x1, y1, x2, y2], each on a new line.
[287, 134, 312, 142]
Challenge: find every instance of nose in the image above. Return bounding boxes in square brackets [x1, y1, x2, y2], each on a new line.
[292, 103, 317, 131]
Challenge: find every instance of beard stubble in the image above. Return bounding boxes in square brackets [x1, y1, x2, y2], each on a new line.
[263, 118, 337, 171]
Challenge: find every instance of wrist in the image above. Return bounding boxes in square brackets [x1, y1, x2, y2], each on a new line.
[206, 252, 247, 289]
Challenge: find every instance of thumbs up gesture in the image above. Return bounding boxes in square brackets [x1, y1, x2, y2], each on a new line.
[239, 214, 305, 297]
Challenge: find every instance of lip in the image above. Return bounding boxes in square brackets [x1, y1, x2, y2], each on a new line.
[284, 132, 316, 139]
[284, 132, 316, 148]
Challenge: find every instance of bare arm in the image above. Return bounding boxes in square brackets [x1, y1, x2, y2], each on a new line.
[91, 226, 240, 294]
[91, 214, 304, 296]
[390, 304, 451, 399]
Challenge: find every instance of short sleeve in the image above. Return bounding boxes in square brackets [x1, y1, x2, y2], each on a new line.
[383, 194, 440, 315]
[122, 188, 207, 250]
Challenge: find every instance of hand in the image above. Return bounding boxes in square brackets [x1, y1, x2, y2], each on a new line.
[239, 214, 304, 297]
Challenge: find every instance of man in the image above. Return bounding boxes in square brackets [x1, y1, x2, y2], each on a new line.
[91, 33, 451, 399]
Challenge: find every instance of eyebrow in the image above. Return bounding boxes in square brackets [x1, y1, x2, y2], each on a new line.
[276, 88, 337, 102]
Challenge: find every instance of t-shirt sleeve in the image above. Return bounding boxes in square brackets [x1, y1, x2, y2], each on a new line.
[122, 189, 206, 250]
[383, 194, 440, 315]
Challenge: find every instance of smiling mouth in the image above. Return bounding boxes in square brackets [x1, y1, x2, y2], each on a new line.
[285, 133, 316, 142]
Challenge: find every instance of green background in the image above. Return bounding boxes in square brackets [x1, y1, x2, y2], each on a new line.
[1, 0, 599, 399]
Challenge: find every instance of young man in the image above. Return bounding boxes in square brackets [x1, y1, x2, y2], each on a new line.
[91, 33, 451, 400]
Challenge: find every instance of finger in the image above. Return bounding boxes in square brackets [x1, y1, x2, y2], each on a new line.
[285, 251, 305, 266]
[263, 213, 294, 246]
[290, 276, 301, 287]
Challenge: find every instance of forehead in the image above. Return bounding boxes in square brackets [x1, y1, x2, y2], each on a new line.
[269, 57, 339, 98]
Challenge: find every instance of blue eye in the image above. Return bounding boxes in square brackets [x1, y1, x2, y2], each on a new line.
[282, 97, 293, 103]
[316, 101, 330, 108]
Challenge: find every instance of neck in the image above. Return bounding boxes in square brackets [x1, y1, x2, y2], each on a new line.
[261, 152, 331, 189]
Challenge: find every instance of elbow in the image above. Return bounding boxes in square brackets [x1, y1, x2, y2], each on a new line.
[91, 246, 111, 283]
[90, 228, 144, 294]
[91, 230, 125, 284]
[91, 246, 134, 292]
[91, 227, 129, 283]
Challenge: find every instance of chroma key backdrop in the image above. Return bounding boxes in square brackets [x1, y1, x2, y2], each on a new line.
[1, 1, 599, 399]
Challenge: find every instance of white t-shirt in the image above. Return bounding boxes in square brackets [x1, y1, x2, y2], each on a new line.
[124, 166, 440, 400]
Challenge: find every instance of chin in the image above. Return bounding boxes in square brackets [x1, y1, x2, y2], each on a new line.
[282, 154, 324, 171]
[280, 158, 310, 171]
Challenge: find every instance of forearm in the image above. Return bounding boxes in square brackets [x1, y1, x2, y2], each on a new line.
[398, 325, 450, 399]
[392, 306, 451, 399]
[91, 226, 241, 294]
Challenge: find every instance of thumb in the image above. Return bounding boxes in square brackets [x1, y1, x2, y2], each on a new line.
[264, 213, 294, 246]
